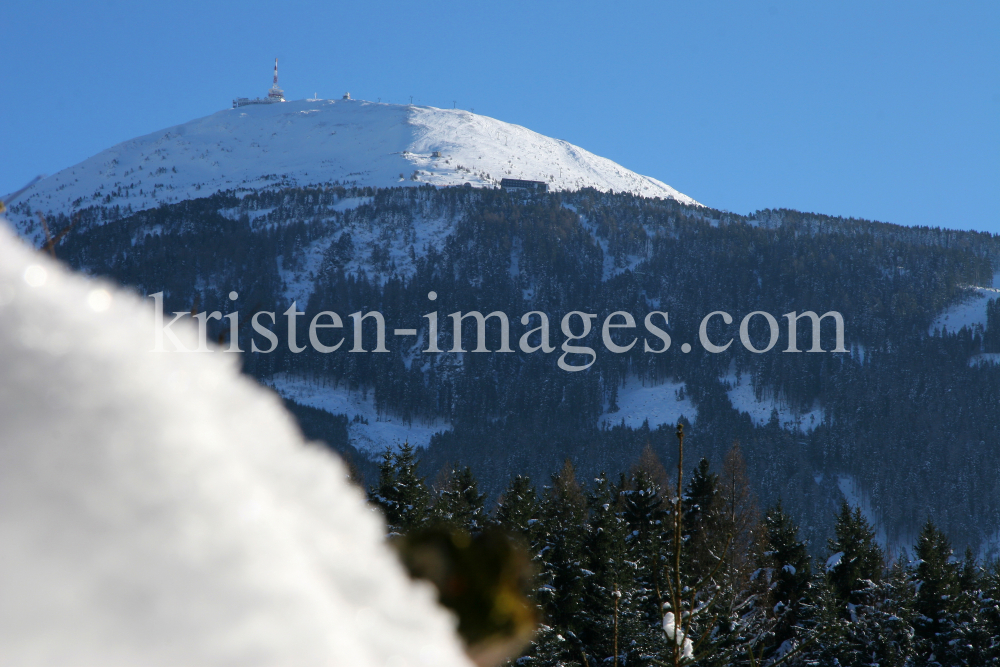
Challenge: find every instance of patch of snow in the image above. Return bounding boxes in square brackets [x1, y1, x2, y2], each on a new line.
[601, 376, 696, 428]
[574, 213, 651, 281]
[330, 196, 373, 212]
[826, 551, 844, 570]
[929, 272, 1000, 335]
[331, 210, 456, 284]
[0, 222, 471, 666]
[276, 235, 334, 305]
[969, 353, 1000, 367]
[837, 474, 888, 547]
[723, 371, 825, 432]
[978, 530, 1000, 562]
[268, 374, 450, 456]
[218, 205, 276, 223]
[6, 99, 699, 241]
[662, 612, 693, 661]
[851, 343, 867, 365]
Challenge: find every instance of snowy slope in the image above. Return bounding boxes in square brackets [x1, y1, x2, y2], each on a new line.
[929, 271, 1000, 335]
[837, 475, 889, 547]
[0, 222, 471, 666]
[269, 373, 451, 455]
[5, 98, 699, 236]
[600, 376, 697, 429]
[724, 371, 825, 433]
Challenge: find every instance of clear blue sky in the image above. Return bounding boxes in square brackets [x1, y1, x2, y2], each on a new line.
[3, 1, 998, 232]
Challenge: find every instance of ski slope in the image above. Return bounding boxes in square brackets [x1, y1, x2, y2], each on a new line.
[4, 98, 699, 237]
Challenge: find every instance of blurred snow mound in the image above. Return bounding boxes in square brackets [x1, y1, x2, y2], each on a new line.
[0, 222, 470, 666]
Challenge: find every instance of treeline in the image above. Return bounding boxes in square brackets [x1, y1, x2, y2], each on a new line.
[370, 440, 1000, 667]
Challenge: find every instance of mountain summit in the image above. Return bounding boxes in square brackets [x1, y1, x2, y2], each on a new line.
[5, 99, 698, 233]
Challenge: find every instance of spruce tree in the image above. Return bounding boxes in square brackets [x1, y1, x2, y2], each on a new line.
[533, 459, 588, 664]
[761, 502, 812, 657]
[369, 443, 431, 534]
[433, 465, 487, 533]
[826, 503, 884, 608]
[621, 464, 670, 663]
[912, 520, 966, 666]
[683, 458, 723, 582]
[493, 474, 541, 545]
[578, 473, 633, 666]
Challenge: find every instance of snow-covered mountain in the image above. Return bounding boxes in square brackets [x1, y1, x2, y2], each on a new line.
[4, 98, 699, 234]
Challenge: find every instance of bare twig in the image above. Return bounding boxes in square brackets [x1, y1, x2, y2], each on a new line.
[36, 211, 79, 259]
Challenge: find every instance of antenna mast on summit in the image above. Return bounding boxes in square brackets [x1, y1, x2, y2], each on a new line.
[233, 57, 286, 108]
[267, 58, 285, 102]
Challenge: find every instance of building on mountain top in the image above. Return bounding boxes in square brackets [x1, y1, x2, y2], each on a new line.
[233, 58, 286, 108]
[500, 178, 548, 193]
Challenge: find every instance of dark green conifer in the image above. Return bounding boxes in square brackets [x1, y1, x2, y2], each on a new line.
[912, 520, 980, 666]
[826, 502, 884, 608]
[537, 461, 587, 622]
[578, 473, 632, 665]
[369, 443, 430, 534]
[683, 458, 723, 582]
[493, 475, 541, 545]
[433, 465, 487, 532]
[761, 502, 812, 656]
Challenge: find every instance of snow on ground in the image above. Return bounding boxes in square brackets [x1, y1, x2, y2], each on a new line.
[978, 530, 1000, 562]
[724, 371, 825, 432]
[339, 211, 456, 281]
[0, 221, 471, 666]
[970, 353, 1000, 367]
[601, 376, 697, 429]
[837, 475, 888, 547]
[574, 211, 653, 281]
[851, 343, 868, 365]
[929, 272, 1000, 335]
[5, 98, 699, 239]
[268, 373, 450, 456]
[276, 236, 332, 305]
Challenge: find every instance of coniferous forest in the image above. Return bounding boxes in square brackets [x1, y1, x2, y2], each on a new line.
[27, 182, 1000, 565]
[372, 435, 1000, 666]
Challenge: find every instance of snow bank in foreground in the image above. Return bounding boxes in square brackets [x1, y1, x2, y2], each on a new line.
[269, 374, 451, 456]
[724, 372, 825, 433]
[0, 222, 470, 666]
[601, 376, 697, 429]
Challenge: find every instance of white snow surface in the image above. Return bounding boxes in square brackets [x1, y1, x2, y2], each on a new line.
[601, 376, 697, 429]
[970, 353, 1000, 367]
[724, 371, 825, 432]
[0, 222, 471, 666]
[929, 272, 1000, 335]
[269, 373, 451, 455]
[5, 99, 699, 237]
[837, 475, 888, 547]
